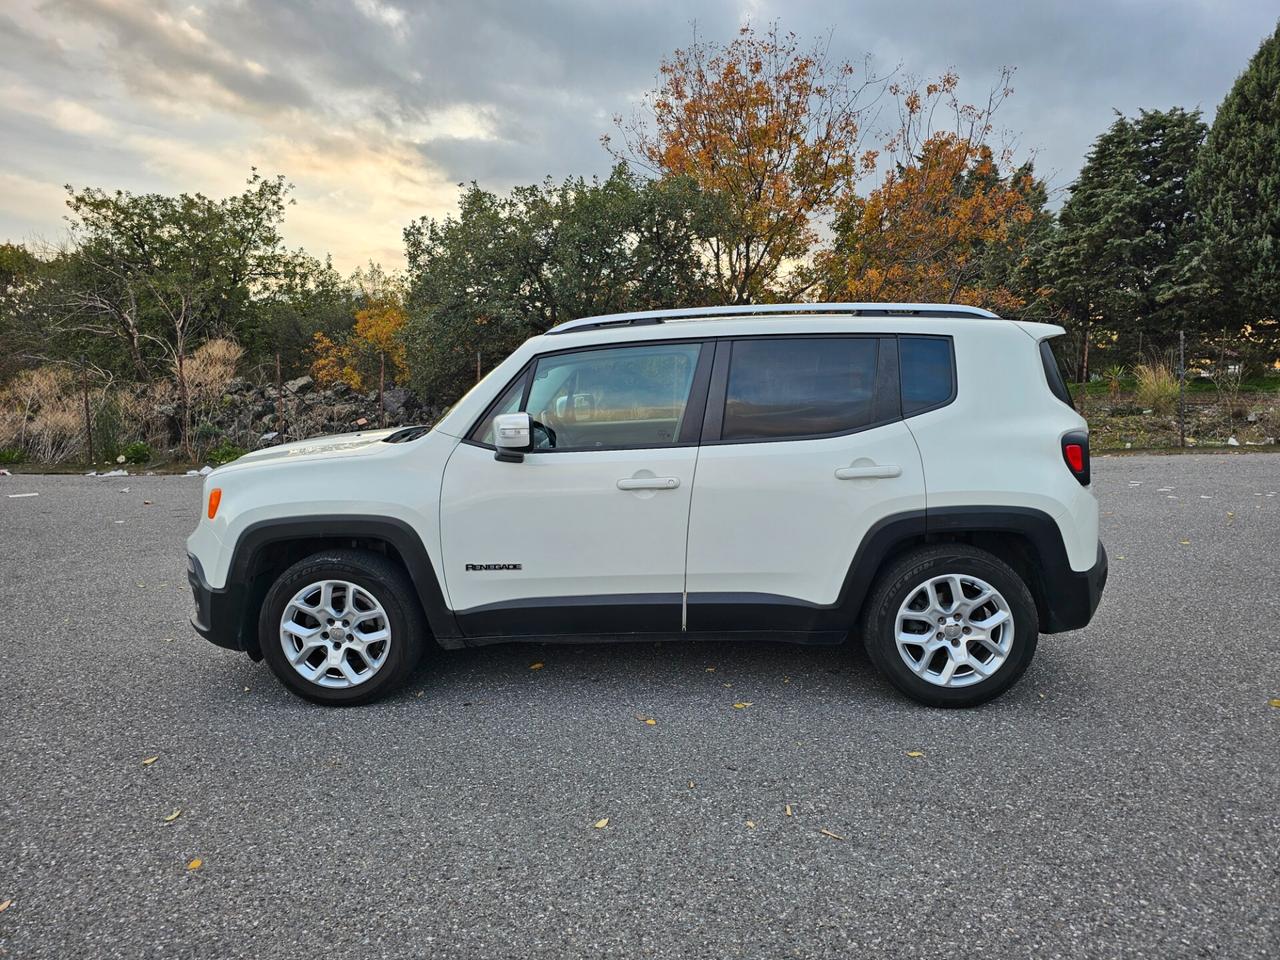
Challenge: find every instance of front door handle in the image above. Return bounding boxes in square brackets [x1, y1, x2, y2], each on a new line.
[835, 464, 902, 480]
[617, 477, 680, 491]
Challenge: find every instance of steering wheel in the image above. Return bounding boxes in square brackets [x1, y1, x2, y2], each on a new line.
[530, 417, 557, 449]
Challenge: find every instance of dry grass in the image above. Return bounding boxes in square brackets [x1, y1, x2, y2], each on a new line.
[1134, 362, 1179, 416]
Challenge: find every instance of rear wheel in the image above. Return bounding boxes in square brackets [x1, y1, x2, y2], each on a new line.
[259, 549, 425, 705]
[862, 544, 1038, 707]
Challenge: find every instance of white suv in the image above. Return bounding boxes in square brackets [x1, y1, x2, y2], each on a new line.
[187, 303, 1107, 707]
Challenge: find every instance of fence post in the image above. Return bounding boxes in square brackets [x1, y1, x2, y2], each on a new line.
[275, 352, 283, 438]
[1178, 329, 1186, 448]
[378, 350, 386, 428]
[80, 357, 94, 464]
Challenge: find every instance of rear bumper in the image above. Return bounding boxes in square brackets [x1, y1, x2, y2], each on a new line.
[1041, 541, 1108, 633]
[188, 553, 250, 652]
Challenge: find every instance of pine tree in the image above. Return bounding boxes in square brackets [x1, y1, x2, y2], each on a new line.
[1189, 22, 1280, 359]
[1035, 108, 1206, 373]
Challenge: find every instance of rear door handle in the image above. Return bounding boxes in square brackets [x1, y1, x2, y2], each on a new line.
[835, 464, 902, 480]
[617, 477, 681, 491]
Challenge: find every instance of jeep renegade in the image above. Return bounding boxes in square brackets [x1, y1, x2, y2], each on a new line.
[187, 303, 1107, 707]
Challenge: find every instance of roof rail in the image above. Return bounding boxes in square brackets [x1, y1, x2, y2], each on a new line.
[544, 302, 1001, 335]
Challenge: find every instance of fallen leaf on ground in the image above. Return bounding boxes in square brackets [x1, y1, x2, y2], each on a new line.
[1116, 555, 1126, 560]
[593, 818, 609, 829]
[0, 899, 11, 913]
[819, 829, 846, 841]
[529, 662, 544, 671]
[705, 666, 715, 672]
[142, 756, 159, 766]
[1179, 539, 1191, 545]
[906, 751, 925, 758]
[143, 500, 153, 505]
[1269, 699, 1280, 709]
[732, 702, 753, 709]
[163, 809, 182, 823]
[785, 804, 793, 817]
[745, 820, 756, 829]
[635, 714, 656, 725]
[186, 858, 202, 871]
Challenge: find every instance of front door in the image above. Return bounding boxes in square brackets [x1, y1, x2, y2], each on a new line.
[439, 340, 711, 639]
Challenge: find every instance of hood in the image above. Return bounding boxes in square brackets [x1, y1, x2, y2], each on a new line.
[216, 427, 405, 472]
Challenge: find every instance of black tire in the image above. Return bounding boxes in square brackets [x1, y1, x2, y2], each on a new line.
[861, 544, 1038, 708]
[258, 549, 426, 706]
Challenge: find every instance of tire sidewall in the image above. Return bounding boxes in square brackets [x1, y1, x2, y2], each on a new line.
[260, 554, 419, 705]
[865, 548, 1039, 708]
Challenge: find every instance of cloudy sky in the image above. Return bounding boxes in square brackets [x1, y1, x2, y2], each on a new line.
[2, 0, 1275, 271]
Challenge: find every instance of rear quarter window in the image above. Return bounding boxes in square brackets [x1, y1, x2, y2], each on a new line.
[1039, 339, 1074, 407]
[899, 336, 955, 415]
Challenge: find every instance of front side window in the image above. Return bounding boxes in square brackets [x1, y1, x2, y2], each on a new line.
[899, 336, 955, 415]
[721, 337, 880, 441]
[511, 343, 702, 450]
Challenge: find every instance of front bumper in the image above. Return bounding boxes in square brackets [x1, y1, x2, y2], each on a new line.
[188, 553, 251, 652]
[1041, 541, 1108, 633]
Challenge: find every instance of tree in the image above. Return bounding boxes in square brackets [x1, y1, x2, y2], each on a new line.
[402, 166, 718, 401]
[311, 263, 408, 396]
[608, 24, 881, 303]
[1029, 108, 1206, 376]
[819, 71, 1049, 312]
[1188, 22, 1280, 364]
[48, 172, 295, 453]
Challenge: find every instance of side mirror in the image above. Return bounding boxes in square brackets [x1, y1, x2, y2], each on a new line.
[493, 412, 531, 462]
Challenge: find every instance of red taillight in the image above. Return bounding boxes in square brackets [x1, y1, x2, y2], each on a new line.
[1061, 432, 1090, 485]
[1064, 443, 1084, 473]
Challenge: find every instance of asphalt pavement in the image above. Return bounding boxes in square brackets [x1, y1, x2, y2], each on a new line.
[0, 453, 1277, 959]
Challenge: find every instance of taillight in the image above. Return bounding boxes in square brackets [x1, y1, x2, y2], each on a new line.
[207, 488, 222, 519]
[1061, 432, 1090, 486]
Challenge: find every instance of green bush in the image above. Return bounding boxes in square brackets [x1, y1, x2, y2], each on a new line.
[121, 441, 153, 464]
[207, 441, 246, 465]
[0, 448, 25, 464]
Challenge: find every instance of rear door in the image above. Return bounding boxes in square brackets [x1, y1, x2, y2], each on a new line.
[439, 340, 712, 638]
[683, 335, 927, 635]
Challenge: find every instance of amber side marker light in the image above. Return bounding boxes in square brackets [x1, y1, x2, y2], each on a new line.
[207, 488, 222, 520]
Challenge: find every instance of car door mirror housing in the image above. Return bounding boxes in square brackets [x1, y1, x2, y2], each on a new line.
[493, 412, 531, 462]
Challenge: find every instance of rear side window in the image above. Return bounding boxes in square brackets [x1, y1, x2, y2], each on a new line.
[722, 337, 880, 441]
[1039, 339, 1074, 407]
[899, 336, 955, 415]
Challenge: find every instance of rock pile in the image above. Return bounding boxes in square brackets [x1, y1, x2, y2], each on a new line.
[206, 377, 445, 448]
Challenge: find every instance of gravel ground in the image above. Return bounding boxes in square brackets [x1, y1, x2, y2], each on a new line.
[0, 454, 1277, 959]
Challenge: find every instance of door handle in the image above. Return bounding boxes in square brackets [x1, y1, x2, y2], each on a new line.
[617, 477, 680, 491]
[835, 464, 902, 480]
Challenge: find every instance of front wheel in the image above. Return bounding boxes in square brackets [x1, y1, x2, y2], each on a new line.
[861, 544, 1038, 707]
[259, 549, 425, 705]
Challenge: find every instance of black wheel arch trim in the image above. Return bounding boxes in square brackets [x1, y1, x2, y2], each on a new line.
[190, 515, 461, 656]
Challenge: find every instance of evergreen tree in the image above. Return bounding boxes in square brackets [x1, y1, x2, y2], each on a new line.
[1189, 22, 1280, 362]
[1033, 108, 1206, 374]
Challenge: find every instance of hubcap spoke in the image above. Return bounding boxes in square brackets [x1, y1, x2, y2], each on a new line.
[280, 579, 392, 690]
[894, 572, 1015, 689]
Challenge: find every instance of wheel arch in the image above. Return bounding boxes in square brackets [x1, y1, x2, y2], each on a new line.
[839, 507, 1079, 632]
[228, 516, 460, 657]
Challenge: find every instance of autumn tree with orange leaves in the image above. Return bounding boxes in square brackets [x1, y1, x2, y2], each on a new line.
[311, 263, 408, 398]
[608, 24, 882, 303]
[818, 70, 1049, 311]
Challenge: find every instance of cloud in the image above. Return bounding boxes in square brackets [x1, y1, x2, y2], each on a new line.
[1, 0, 1277, 270]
